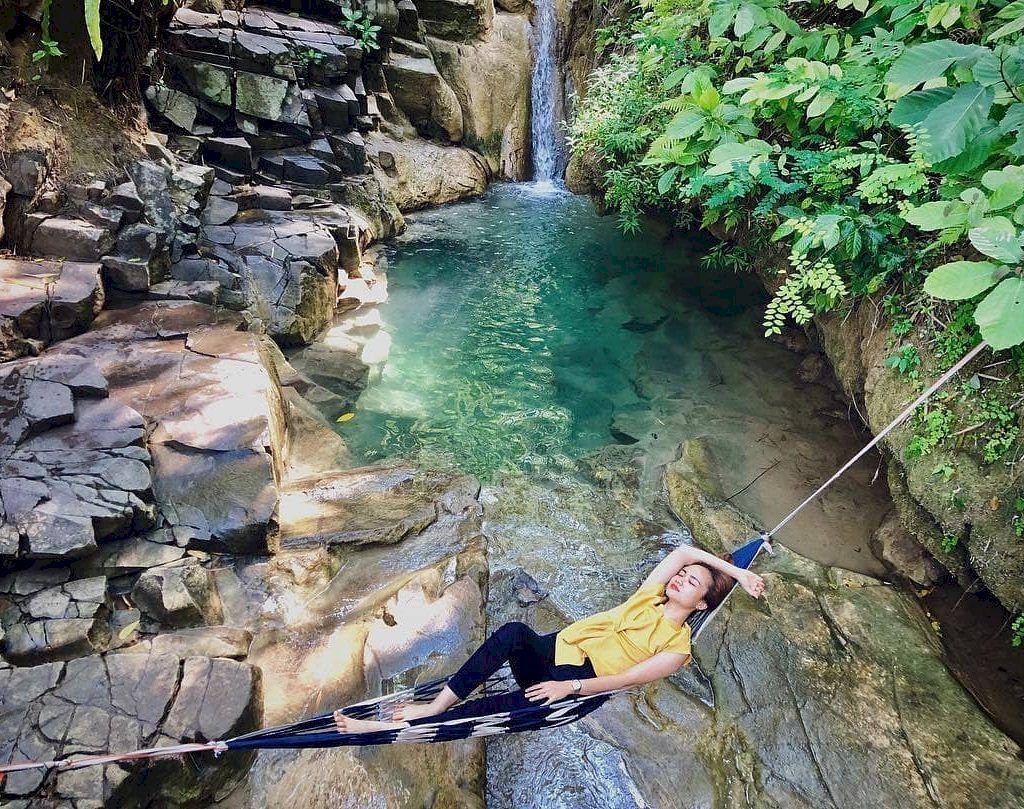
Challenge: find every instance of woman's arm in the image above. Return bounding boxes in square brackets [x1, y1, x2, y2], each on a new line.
[525, 652, 687, 704]
[641, 543, 760, 594]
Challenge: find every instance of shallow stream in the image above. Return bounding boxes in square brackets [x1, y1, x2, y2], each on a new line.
[339, 183, 891, 591]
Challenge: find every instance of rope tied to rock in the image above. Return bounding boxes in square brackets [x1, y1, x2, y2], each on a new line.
[765, 341, 989, 540]
[0, 741, 228, 779]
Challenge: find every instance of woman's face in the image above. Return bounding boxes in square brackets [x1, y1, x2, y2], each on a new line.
[665, 564, 713, 611]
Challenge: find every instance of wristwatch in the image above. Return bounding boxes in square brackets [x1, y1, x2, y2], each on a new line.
[571, 679, 582, 695]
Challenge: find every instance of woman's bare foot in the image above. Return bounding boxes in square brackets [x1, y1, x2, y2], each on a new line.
[394, 702, 446, 722]
[333, 709, 409, 735]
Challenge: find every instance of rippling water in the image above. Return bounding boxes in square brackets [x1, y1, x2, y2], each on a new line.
[338, 183, 890, 576]
[345, 184, 719, 479]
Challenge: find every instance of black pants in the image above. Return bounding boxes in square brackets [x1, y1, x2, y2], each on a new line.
[407, 622, 595, 726]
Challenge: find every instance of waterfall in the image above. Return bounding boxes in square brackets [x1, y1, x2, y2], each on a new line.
[530, 0, 564, 184]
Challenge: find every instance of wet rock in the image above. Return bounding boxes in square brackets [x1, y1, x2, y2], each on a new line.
[29, 217, 115, 261]
[279, 461, 479, 547]
[872, 509, 946, 587]
[131, 561, 223, 628]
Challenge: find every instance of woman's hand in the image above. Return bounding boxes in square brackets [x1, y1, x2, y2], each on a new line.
[525, 680, 576, 705]
[737, 569, 767, 599]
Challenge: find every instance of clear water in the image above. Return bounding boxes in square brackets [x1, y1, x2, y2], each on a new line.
[337, 183, 890, 574]
[342, 184, 709, 478]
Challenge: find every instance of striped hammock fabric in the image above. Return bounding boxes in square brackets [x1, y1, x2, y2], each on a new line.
[224, 536, 770, 751]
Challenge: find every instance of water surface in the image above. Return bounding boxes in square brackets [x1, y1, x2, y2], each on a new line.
[338, 184, 890, 577]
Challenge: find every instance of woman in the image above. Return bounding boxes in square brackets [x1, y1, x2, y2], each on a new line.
[334, 543, 766, 734]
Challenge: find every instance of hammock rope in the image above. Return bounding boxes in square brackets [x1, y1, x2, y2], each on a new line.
[1, 341, 990, 774]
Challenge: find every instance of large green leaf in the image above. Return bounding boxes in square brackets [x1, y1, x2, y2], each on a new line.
[85, 0, 103, 60]
[890, 88, 955, 126]
[999, 102, 1024, 134]
[982, 166, 1024, 210]
[968, 216, 1024, 263]
[885, 41, 987, 87]
[903, 200, 969, 231]
[705, 139, 771, 175]
[665, 110, 706, 141]
[806, 91, 836, 118]
[932, 125, 1000, 174]
[923, 260, 1000, 300]
[919, 83, 994, 163]
[975, 277, 1024, 349]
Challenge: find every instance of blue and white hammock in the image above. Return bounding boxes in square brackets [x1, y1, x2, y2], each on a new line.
[0, 537, 769, 778]
[224, 534, 771, 751]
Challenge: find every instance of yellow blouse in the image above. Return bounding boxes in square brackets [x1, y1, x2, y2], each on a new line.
[554, 583, 692, 676]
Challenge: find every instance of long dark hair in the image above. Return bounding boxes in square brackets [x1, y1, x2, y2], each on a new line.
[695, 554, 735, 612]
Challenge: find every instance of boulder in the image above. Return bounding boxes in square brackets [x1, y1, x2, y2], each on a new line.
[426, 15, 533, 179]
[101, 255, 155, 292]
[203, 136, 254, 174]
[29, 217, 114, 261]
[0, 258, 104, 346]
[131, 561, 223, 628]
[144, 84, 200, 132]
[235, 71, 304, 124]
[416, 0, 493, 40]
[364, 132, 489, 211]
[201, 214, 339, 345]
[383, 54, 464, 142]
[5, 152, 47, 197]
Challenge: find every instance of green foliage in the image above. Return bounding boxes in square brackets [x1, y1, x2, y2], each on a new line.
[906, 404, 955, 458]
[932, 462, 956, 481]
[941, 533, 960, 553]
[295, 47, 326, 68]
[1013, 614, 1024, 646]
[887, 344, 922, 377]
[569, 0, 1024, 350]
[1012, 496, 1024, 537]
[341, 6, 382, 52]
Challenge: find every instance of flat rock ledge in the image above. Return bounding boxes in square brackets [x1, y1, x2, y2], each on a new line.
[0, 652, 262, 808]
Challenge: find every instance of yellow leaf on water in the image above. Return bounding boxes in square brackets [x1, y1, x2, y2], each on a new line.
[336, 412, 355, 423]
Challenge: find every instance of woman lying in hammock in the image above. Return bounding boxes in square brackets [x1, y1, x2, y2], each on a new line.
[333, 543, 765, 734]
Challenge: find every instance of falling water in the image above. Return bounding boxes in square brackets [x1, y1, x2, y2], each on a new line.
[530, 0, 564, 183]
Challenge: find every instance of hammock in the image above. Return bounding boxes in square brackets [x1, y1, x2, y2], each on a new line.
[0, 537, 768, 776]
[1, 339, 990, 773]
